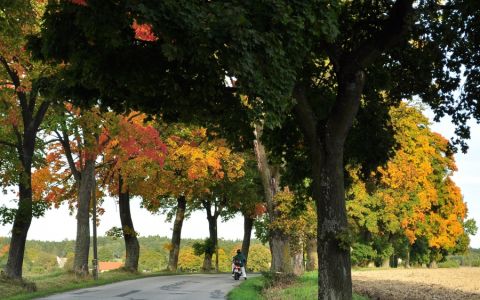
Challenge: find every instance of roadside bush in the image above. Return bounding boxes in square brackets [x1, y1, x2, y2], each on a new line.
[471, 260, 480, 267]
[351, 243, 376, 267]
[438, 260, 460, 268]
[261, 271, 297, 289]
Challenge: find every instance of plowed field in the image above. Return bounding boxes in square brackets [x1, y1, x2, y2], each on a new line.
[352, 267, 480, 300]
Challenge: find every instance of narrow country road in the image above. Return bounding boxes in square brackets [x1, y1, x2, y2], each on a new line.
[36, 274, 254, 300]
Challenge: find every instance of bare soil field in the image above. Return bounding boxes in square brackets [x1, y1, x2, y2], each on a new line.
[352, 267, 480, 300]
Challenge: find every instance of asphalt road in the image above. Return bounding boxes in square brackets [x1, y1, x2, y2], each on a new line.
[36, 274, 253, 300]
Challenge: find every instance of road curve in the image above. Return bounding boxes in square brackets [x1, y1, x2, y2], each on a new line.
[36, 274, 253, 300]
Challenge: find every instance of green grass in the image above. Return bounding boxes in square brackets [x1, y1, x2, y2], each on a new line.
[0, 269, 176, 300]
[228, 276, 265, 300]
[228, 272, 369, 300]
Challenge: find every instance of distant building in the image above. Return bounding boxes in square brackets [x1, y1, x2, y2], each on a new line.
[56, 256, 67, 268]
[98, 261, 123, 272]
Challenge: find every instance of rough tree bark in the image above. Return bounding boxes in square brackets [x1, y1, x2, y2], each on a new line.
[5, 169, 33, 279]
[306, 236, 318, 271]
[168, 196, 186, 272]
[73, 158, 95, 276]
[203, 214, 217, 271]
[241, 215, 254, 268]
[292, 247, 304, 276]
[118, 174, 140, 272]
[202, 198, 224, 272]
[253, 124, 293, 274]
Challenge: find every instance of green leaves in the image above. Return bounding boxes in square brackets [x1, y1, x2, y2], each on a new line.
[192, 238, 215, 256]
[0, 201, 48, 226]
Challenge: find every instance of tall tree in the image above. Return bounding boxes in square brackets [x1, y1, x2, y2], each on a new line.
[253, 124, 293, 273]
[192, 138, 246, 271]
[0, 0, 52, 279]
[100, 112, 166, 272]
[33, 104, 105, 275]
[347, 103, 473, 267]
[142, 125, 233, 272]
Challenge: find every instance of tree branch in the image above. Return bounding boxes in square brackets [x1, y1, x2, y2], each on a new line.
[0, 139, 17, 148]
[292, 83, 318, 145]
[0, 55, 30, 123]
[56, 128, 81, 182]
[43, 138, 61, 145]
[342, 0, 414, 74]
[32, 100, 51, 134]
[327, 71, 366, 145]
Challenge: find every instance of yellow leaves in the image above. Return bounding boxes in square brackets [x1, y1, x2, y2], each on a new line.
[347, 103, 468, 251]
[163, 242, 174, 252]
[160, 128, 245, 198]
[269, 190, 316, 240]
[427, 213, 464, 249]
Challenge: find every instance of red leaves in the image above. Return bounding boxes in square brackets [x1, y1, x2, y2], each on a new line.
[70, 0, 87, 6]
[254, 203, 267, 217]
[115, 119, 167, 166]
[132, 20, 158, 42]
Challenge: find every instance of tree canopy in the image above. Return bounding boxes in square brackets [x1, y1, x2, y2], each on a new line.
[26, 0, 480, 298]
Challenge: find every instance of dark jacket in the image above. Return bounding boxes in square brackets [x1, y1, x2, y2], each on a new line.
[233, 253, 246, 267]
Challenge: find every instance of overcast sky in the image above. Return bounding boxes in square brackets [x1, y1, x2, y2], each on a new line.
[0, 109, 479, 248]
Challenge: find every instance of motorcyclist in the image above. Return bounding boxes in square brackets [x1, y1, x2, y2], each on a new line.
[232, 249, 247, 280]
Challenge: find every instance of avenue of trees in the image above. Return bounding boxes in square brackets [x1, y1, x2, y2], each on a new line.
[1, 1, 480, 299]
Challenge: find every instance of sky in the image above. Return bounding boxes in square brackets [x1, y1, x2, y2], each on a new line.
[0, 109, 479, 248]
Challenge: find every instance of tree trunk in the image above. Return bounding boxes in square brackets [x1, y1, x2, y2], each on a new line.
[428, 260, 437, 268]
[405, 249, 411, 268]
[1, 55, 50, 280]
[241, 215, 254, 268]
[168, 196, 186, 272]
[292, 247, 304, 276]
[293, 72, 365, 299]
[311, 139, 352, 300]
[203, 215, 218, 272]
[270, 229, 293, 273]
[253, 123, 292, 273]
[4, 173, 32, 279]
[118, 174, 139, 272]
[306, 236, 318, 271]
[73, 158, 95, 276]
[381, 258, 390, 268]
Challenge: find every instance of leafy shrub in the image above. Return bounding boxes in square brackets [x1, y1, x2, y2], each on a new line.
[471, 259, 480, 267]
[438, 260, 460, 268]
[351, 243, 376, 267]
[246, 244, 271, 272]
[261, 271, 297, 289]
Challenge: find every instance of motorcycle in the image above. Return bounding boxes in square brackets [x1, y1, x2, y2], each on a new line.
[233, 262, 242, 280]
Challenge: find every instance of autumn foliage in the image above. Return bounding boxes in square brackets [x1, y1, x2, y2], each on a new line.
[132, 20, 158, 42]
[347, 103, 471, 266]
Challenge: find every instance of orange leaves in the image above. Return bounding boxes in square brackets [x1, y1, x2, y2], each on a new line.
[427, 213, 464, 249]
[32, 163, 69, 206]
[254, 203, 267, 217]
[156, 126, 245, 201]
[347, 103, 468, 251]
[132, 20, 158, 42]
[0, 244, 9, 257]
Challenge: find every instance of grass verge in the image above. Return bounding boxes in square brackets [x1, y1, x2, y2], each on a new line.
[228, 276, 265, 300]
[1, 269, 175, 300]
[228, 272, 369, 300]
